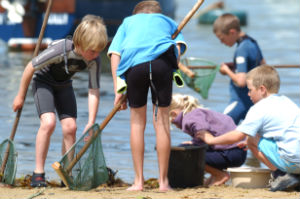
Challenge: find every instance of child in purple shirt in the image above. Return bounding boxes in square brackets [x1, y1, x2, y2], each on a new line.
[170, 93, 247, 186]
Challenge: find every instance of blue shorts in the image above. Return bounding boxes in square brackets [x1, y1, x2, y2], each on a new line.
[258, 138, 300, 174]
[205, 147, 247, 170]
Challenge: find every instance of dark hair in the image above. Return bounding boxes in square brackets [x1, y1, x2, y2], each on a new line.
[213, 13, 240, 34]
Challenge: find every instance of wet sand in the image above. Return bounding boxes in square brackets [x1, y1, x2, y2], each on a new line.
[1, 183, 299, 199]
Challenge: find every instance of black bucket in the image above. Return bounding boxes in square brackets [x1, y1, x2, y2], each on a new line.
[168, 144, 207, 188]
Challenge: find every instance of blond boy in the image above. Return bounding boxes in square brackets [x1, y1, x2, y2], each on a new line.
[198, 65, 300, 191]
[12, 16, 108, 187]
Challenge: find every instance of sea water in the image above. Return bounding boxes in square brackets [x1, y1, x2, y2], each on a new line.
[0, 0, 299, 183]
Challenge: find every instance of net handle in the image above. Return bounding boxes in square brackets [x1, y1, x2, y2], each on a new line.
[0, 0, 53, 180]
[172, 0, 205, 78]
[172, 0, 204, 39]
[185, 64, 300, 69]
[66, 94, 127, 173]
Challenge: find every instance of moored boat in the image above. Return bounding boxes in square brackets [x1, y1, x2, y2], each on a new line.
[0, 0, 176, 51]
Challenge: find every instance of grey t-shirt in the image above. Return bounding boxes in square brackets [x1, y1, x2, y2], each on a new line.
[32, 39, 101, 88]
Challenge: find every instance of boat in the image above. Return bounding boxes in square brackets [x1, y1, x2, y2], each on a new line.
[0, 0, 176, 51]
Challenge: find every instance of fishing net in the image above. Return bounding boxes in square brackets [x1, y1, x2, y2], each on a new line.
[56, 124, 108, 190]
[0, 139, 18, 185]
[180, 57, 220, 99]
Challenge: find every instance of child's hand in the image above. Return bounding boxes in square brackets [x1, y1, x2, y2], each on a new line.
[12, 95, 24, 112]
[83, 123, 94, 142]
[237, 140, 248, 151]
[181, 141, 193, 145]
[219, 63, 230, 75]
[115, 94, 127, 110]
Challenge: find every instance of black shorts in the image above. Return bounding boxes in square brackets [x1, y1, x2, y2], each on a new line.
[125, 47, 177, 108]
[32, 79, 77, 120]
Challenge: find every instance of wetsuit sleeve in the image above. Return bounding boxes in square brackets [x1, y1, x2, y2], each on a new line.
[88, 57, 101, 89]
[234, 45, 249, 73]
[32, 42, 64, 70]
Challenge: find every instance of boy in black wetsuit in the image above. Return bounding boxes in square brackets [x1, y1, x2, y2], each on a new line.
[12, 16, 108, 187]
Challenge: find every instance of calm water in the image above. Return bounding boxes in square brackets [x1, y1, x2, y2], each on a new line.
[0, 0, 299, 183]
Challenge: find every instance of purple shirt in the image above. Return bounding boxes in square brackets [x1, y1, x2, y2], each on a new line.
[172, 108, 238, 150]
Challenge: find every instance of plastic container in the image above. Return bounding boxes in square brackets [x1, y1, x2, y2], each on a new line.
[198, 9, 247, 26]
[227, 167, 271, 188]
[168, 144, 207, 188]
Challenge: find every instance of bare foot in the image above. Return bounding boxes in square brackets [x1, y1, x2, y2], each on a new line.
[159, 185, 172, 192]
[126, 184, 143, 191]
[209, 172, 230, 186]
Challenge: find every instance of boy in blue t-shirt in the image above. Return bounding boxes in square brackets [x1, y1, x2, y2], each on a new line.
[108, 0, 186, 191]
[213, 13, 266, 125]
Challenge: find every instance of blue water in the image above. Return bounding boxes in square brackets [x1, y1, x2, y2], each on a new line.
[0, 0, 299, 184]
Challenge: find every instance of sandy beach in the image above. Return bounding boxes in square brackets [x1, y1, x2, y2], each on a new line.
[1, 182, 299, 199]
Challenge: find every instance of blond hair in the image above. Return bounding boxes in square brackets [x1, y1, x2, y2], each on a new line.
[133, 0, 162, 14]
[81, 14, 103, 22]
[73, 17, 108, 52]
[213, 13, 240, 34]
[246, 65, 280, 93]
[170, 93, 203, 115]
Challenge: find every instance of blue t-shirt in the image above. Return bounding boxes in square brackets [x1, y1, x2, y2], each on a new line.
[237, 94, 300, 163]
[108, 13, 187, 77]
[230, 35, 264, 107]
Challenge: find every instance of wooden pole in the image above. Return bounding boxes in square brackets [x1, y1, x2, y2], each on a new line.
[0, 0, 53, 181]
[183, 64, 300, 70]
[172, 0, 205, 78]
[172, 0, 204, 39]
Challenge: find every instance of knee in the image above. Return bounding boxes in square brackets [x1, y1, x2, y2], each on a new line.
[40, 119, 56, 134]
[62, 122, 77, 136]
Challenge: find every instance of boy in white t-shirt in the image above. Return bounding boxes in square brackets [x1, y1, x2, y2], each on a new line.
[197, 65, 300, 191]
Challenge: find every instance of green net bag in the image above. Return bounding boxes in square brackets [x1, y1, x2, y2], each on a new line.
[0, 139, 18, 185]
[57, 124, 108, 190]
[181, 57, 220, 99]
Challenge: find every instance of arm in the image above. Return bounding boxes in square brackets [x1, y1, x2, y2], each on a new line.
[219, 63, 247, 87]
[110, 53, 127, 109]
[110, 53, 120, 95]
[12, 61, 35, 111]
[196, 130, 247, 145]
[176, 43, 181, 63]
[83, 88, 100, 132]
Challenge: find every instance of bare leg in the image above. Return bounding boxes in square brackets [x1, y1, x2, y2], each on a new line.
[153, 106, 171, 192]
[247, 135, 277, 171]
[35, 113, 56, 173]
[127, 106, 146, 191]
[61, 117, 77, 162]
[205, 165, 230, 186]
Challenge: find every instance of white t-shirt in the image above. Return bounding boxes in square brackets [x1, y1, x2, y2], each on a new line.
[237, 94, 300, 163]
